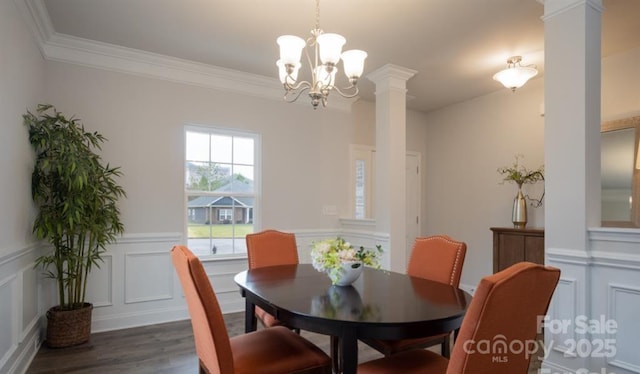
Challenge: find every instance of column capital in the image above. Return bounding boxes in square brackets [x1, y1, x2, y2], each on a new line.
[366, 64, 417, 88]
[538, 0, 603, 20]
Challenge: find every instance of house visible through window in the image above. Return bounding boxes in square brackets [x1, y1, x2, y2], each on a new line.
[185, 126, 259, 256]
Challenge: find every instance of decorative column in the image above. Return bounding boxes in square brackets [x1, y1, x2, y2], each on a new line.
[367, 64, 417, 272]
[541, 0, 602, 372]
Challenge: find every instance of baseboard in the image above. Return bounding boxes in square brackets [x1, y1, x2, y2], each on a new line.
[91, 306, 190, 333]
[3, 323, 41, 374]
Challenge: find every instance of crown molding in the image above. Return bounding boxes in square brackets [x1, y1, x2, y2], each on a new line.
[15, 0, 354, 112]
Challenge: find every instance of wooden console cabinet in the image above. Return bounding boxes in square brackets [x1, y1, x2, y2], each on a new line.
[490, 227, 545, 273]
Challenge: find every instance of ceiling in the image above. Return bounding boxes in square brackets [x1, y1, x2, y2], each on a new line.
[41, 0, 640, 113]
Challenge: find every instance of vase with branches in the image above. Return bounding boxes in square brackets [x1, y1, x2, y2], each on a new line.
[497, 154, 544, 228]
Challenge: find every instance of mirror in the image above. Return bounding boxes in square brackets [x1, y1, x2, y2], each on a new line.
[601, 116, 640, 227]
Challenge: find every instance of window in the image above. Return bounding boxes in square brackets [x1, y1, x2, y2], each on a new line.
[185, 126, 259, 256]
[349, 145, 375, 219]
[218, 209, 233, 222]
[354, 159, 366, 219]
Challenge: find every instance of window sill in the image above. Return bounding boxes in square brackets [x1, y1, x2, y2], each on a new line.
[199, 253, 248, 262]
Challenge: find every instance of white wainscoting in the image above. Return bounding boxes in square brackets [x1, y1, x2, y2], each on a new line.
[88, 232, 256, 332]
[83, 229, 393, 333]
[88, 233, 185, 332]
[3, 228, 390, 374]
[89, 229, 392, 332]
[0, 243, 44, 374]
[543, 228, 640, 374]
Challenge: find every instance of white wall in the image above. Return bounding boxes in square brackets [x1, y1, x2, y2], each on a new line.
[0, 0, 47, 373]
[422, 77, 545, 288]
[419, 45, 640, 292]
[44, 61, 354, 233]
[602, 47, 640, 119]
[0, 1, 45, 254]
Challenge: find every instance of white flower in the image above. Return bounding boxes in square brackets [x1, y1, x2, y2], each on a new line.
[338, 248, 356, 262]
[310, 237, 383, 285]
[316, 242, 331, 254]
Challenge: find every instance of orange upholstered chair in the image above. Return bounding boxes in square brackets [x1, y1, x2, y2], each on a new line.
[171, 245, 331, 374]
[245, 229, 299, 329]
[358, 262, 561, 374]
[361, 235, 467, 357]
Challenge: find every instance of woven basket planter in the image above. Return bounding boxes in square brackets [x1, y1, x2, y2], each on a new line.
[46, 303, 93, 348]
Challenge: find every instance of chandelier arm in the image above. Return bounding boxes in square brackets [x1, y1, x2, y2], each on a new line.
[331, 85, 360, 99]
[283, 79, 312, 93]
[283, 85, 311, 103]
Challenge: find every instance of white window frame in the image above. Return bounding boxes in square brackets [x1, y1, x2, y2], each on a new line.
[218, 208, 233, 221]
[184, 124, 261, 258]
[349, 144, 375, 219]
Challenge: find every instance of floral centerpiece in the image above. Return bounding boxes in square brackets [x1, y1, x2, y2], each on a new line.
[311, 237, 382, 286]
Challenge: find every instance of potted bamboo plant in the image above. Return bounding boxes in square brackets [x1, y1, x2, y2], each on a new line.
[24, 104, 126, 347]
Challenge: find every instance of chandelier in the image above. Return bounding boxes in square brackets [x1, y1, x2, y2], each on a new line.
[276, 0, 367, 109]
[493, 56, 538, 92]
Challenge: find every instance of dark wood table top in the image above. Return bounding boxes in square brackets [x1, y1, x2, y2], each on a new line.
[234, 264, 471, 374]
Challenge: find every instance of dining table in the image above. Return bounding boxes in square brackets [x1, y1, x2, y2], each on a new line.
[234, 263, 471, 374]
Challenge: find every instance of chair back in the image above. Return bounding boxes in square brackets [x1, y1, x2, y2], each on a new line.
[407, 235, 467, 287]
[171, 245, 233, 373]
[246, 229, 299, 269]
[447, 262, 560, 374]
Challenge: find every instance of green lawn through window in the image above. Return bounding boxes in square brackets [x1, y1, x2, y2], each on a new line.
[188, 224, 253, 238]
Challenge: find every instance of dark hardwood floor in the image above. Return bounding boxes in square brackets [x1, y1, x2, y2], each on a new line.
[26, 312, 541, 373]
[26, 312, 385, 373]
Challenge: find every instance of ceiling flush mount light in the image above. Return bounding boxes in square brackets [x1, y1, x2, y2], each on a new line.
[276, 0, 367, 109]
[493, 56, 538, 92]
